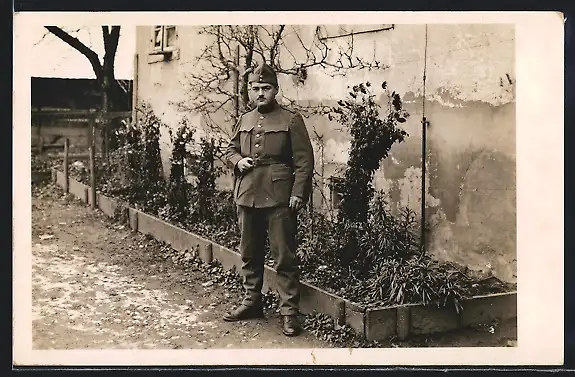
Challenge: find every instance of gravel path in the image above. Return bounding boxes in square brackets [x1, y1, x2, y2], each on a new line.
[31, 185, 328, 349]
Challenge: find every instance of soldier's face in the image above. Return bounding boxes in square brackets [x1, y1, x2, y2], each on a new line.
[250, 82, 278, 108]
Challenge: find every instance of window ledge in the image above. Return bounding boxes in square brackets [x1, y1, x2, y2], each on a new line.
[147, 48, 180, 64]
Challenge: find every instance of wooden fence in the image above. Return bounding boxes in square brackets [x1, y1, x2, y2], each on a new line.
[31, 109, 132, 155]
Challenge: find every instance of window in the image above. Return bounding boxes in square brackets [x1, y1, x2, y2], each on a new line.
[152, 25, 177, 54]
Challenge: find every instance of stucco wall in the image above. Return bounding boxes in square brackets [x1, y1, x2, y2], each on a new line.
[135, 24, 516, 283]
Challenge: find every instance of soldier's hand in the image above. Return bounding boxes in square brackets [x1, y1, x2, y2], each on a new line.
[237, 157, 254, 173]
[289, 196, 304, 211]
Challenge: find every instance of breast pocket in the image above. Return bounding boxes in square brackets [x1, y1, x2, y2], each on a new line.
[263, 130, 289, 156]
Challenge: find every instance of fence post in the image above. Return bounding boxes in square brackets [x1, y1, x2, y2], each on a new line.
[90, 118, 97, 209]
[63, 138, 69, 193]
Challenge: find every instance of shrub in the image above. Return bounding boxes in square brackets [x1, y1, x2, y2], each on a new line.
[328, 82, 409, 268]
[188, 138, 224, 224]
[163, 120, 195, 223]
[100, 103, 167, 215]
[330, 81, 409, 225]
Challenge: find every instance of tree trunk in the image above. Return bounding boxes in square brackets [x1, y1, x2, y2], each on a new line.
[45, 25, 122, 155]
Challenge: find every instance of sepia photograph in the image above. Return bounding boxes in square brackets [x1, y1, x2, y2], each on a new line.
[14, 11, 563, 366]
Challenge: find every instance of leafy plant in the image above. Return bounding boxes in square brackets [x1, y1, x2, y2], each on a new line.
[188, 137, 224, 224]
[163, 120, 195, 223]
[362, 255, 471, 312]
[327, 82, 409, 270]
[99, 102, 167, 215]
[330, 81, 409, 224]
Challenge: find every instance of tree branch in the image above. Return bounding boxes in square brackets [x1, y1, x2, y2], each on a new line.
[45, 26, 102, 80]
[269, 25, 285, 64]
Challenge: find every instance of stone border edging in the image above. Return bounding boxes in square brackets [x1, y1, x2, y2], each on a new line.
[52, 168, 517, 341]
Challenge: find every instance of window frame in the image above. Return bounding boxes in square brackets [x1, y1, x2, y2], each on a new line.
[151, 25, 177, 55]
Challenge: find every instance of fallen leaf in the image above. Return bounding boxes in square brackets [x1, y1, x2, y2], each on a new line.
[72, 246, 80, 251]
[202, 281, 214, 287]
[39, 234, 54, 240]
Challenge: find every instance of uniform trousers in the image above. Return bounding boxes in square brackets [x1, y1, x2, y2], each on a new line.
[237, 204, 300, 316]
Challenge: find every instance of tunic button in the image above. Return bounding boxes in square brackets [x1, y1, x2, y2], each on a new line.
[260, 116, 264, 120]
[256, 134, 261, 138]
[255, 144, 260, 148]
[257, 124, 262, 128]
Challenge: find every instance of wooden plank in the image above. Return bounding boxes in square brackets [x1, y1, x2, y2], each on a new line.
[459, 292, 517, 326]
[365, 306, 398, 341]
[212, 244, 242, 272]
[55, 170, 66, 188]
[410, 304, 461, 335]
[98, 194, 119, 218]
[68, 179, 88, 204]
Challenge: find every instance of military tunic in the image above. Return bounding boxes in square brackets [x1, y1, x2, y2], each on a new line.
[223, 100, 314, 315]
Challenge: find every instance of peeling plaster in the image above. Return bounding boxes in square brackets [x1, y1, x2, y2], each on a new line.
[323, 139, 350, 165]
[398, 167, 441, 214]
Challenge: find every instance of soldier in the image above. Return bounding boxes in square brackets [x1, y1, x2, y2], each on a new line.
[222, 63, 315, 337]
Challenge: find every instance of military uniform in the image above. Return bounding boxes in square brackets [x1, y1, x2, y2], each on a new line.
[223, 65, 314, 323]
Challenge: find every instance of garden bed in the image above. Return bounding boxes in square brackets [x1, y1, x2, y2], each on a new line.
[53, 168, 517, 341]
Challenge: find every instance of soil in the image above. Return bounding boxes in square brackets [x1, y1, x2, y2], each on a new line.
[31, 182, 517, 350]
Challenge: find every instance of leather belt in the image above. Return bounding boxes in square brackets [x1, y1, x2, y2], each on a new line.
[252, 156, 290, 167]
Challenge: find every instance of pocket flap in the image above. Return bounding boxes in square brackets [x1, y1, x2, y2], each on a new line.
[271, 166, 294, 181]
[239, 122, 255, 132]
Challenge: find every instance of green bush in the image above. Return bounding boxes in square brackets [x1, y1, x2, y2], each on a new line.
[328, 82, 410, 271]
[188, 138, 223, 224]
[162, 120, 195, 224]
[99, 103, 166, 215]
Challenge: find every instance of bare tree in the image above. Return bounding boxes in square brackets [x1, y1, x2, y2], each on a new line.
[175, 25, 387, 138]
[44, 26, 125, 112]
[43, 26, 130, 154]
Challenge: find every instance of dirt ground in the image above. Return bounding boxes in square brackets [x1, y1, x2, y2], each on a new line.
[31, 182, 517, 350]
